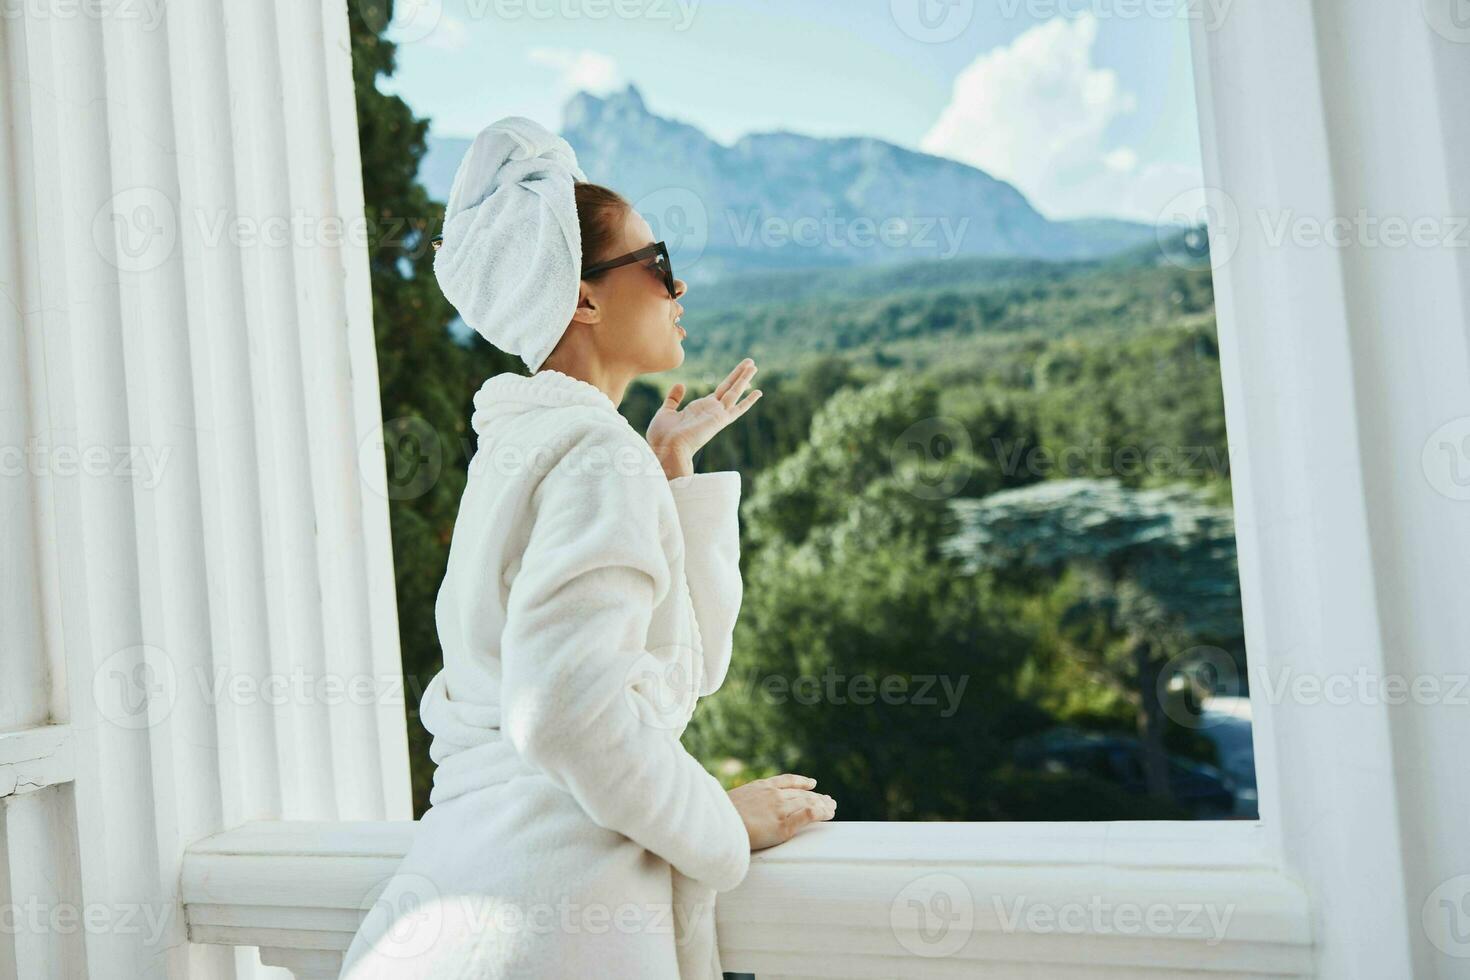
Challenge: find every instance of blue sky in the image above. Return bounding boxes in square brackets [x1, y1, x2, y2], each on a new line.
[375, 0, 1209, 222]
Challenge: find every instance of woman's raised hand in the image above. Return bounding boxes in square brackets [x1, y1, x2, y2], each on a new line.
[727, 772, 836, 851]
[646, 358, 761, 468]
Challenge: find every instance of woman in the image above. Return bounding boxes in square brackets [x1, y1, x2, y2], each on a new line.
[338, 118, 835, 980]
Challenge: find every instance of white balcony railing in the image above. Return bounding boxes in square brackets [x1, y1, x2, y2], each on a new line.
[180, 819, 1312, 979]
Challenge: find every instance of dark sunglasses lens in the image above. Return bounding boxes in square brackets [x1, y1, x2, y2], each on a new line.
[655, 252, 675, 295]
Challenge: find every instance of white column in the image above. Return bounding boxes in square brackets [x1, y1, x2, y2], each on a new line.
[1, 14, 92, 979]
[1191, 2, 1470, 977]
[1, 0, 410, 976]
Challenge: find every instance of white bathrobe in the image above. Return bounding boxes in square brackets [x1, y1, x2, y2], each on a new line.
[339, 368, 750, 980]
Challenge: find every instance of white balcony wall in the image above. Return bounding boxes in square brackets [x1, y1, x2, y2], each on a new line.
[0, 1, 411, 978]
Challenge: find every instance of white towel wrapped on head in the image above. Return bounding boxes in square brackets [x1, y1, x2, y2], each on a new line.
[434, 115, 589, 372]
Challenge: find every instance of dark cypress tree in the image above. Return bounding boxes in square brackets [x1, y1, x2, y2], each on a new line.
[348, 1, 522, 815]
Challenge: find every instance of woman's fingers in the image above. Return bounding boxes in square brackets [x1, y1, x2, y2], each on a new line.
[713, 358, 754, 397]
[780, 794, 836, 831]
[731, 388, 762, 417]
[780, 790, 836, 817]
[715, 359, 757, 406]
[766, 776, 836, 836]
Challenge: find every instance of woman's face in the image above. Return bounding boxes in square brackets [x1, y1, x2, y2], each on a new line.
[576, 206, 688, 373]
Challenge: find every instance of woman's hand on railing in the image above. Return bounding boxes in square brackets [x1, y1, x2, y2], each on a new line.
[728, 772, 836, 851]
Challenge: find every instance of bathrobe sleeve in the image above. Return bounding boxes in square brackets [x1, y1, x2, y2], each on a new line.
[500, 426, 752, 894]
[667, 471, 744, 698]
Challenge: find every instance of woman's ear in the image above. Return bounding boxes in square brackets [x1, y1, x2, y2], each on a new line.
[570, 282, 599, 324]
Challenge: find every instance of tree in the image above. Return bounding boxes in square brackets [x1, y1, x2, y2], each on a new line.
[945, 478, 1243, 802]
[687, 377, 1043, 819]
[349, 1, 523, 813]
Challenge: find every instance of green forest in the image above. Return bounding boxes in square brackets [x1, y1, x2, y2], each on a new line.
[349, 6, 1253, 823]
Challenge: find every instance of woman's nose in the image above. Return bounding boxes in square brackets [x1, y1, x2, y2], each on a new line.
[673, 277, 687, 299]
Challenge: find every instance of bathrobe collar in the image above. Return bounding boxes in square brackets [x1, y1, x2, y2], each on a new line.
[485, 368, 620, 412]
[471, 368, 626, 436]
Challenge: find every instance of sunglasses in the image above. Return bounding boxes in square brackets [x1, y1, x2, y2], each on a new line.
[431, 236, 678, 299]
[582, 241, 678, 299]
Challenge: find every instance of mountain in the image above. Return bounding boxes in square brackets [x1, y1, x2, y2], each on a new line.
[685, 225, 1205, 318]
[419, 84, 1157, 283]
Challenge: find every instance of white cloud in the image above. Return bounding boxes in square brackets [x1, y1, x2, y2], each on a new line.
[526, 48, 625, 97]
[1104, 147, 1138, 173]
[920, 14, 1199, 222]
